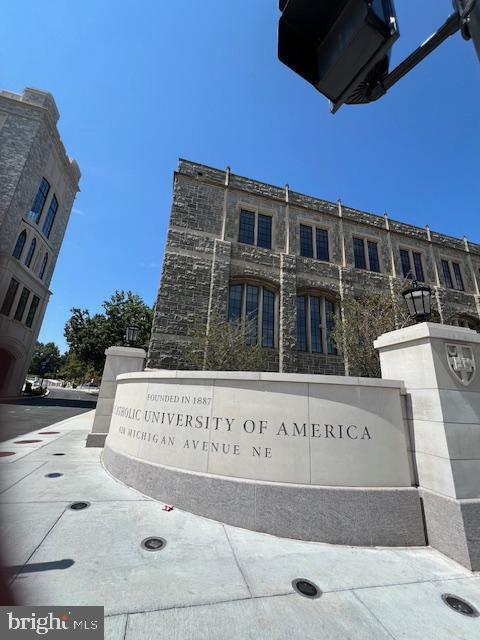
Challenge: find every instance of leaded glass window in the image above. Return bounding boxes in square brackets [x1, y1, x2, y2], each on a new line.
[39, 253, 48, 280]
[0, 278, 19, 317]
[14, 287, 30, 322]
[400, 249, 412, 278]
[316, 228, 329, 262]
[452, 263, 464, 291]
[412, 252, 424, 282]
[257, 214, 272, 249]
[25, 238, 36, 268]
[353, 238, 366, 269]
[26, 295, 40, 328]
[238, 210, 255, 245]
[30, 178, 50, 224]
[442, 260, 453, 289]
[367, 241, 380, 273]
[300, 225, 314, 258]
[12, 230, 27, 259]
[42, 195, 58, 238]
[297, 294, 337, 355]
[296, 296, 307, 352]
[228, 283, 276, 348]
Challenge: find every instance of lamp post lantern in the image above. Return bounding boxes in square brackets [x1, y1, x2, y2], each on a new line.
[125, 324, 140, 347]
[402, 281, 432, 323]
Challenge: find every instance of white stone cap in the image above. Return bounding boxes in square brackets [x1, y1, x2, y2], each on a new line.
[374, 322, 480, 350]
[104, 346, 147, 357]
[117, 369, 406, 390]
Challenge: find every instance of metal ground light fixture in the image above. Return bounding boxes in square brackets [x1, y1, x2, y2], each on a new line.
[124, 324, 140, 347]
[402, 281, 432, 322]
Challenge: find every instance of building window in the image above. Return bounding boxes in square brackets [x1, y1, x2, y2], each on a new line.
[296, 294, 337, 354]
[316, 228, 330, 262]
[14, 287, 30, 322]
[300, 225, 330, 261]
[441, 259, 464, 290]
[300, 224, 314, 257]
[39, 253, 48, 280]
[441, 260, 453, 288]
[257, 214, 272, 249]
[25, 295, 40, 328]
[353, 237, 380, 272]
[452, 262, 464, 291]
[42, 194, 58, 238]
[0, 278, 19, 317]
[238, 209, 272, 249]
[412, 252, 425, 282]
[228, 282, 276, 347]
[29, 178, 50, 224]
[367, 241, 380, 273]
[12, 230, 27, 259]
[400, 249, 425, 281]
[24, 238, 36, 268]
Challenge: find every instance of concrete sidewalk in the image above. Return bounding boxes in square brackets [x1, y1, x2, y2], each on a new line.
[1, 412, 479, 639]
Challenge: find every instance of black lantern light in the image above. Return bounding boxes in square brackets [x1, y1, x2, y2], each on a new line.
[125, 324, 140, 347]
[402, 281, 432, 322]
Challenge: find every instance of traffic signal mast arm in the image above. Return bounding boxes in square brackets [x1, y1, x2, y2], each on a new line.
[367, 12, 461, 104]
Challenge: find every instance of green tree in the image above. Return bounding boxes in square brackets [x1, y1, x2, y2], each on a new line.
[57, 352, 88, 383]
[29, 342, 62, 376]
[183, 315, 267, 371]
[64, 290, 153, 373]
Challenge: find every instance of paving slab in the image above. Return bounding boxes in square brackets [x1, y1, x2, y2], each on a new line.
[12, 501, 250, 615]
[0, 460, 48, 492]
[224, 524, 470, 597]
[105, 614, 127, 640]
[0, 459, 141, 503]
[125, 590, 393, 640]
[355, 576, 480, 639]
[0, 501, 69, 568]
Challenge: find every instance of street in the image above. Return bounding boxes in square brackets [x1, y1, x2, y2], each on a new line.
[0, 387, 97, 442]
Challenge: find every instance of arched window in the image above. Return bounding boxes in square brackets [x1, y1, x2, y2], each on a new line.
[228, 282, 276, 347]
[297, 294, 338, 354]
[39, 252, 48, 280]
[42, 194, 58, 238]
[24, 238, 36, 268]
[29, 178, 50, 224]
[12, 230, 27, 259]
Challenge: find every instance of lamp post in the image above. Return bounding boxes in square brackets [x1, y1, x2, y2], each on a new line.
[402, 281, 432, 323]
[124, 324, 140, 347]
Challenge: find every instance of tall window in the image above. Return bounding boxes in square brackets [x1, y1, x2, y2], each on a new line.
[12, 230, 27, 259]
[316, 228, 330, 261]
[29, 178, 50, 224]
[296, 294, 337, 354]
[25, 295, 40, 328]
[441, 260, 454, 289]
[300, 225, 313, 257]
[228, 282, 276, 347]
[0, 278, 19, 316]
[400, 249, 424, 281]
[452, 263, 464, 291]
[300, 225, 329, 261]
[353, 238, 367, 269]
[238, 209, 272, 249]
[353, 238, 380, 272]
[257, 214, 272, 249]
[412, 252, 425, 281]
[42, 194, 58, 238]
[24, 238, 36, 268]
[14, 287, 30, 322]
[39, 253, 49, 280]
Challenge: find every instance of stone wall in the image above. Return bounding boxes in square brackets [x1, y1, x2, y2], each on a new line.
[147, 159, 480, 374]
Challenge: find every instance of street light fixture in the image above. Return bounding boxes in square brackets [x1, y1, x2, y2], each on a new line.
[125, 324, 140, 347]
[402, 281, 432, 323]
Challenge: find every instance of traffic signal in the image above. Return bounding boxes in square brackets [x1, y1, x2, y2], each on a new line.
[278, 0, 400, 112]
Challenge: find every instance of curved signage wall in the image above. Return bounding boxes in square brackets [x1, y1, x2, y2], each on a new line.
[104, 371, 425, 547]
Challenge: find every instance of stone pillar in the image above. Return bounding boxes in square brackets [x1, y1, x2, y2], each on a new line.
[374, 323, 480, 570]
[86, 346, 146, 447]
[279, 253, 297, 373]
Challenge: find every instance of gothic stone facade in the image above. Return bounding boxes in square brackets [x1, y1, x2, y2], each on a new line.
[0, 88, 80, 396]
[147, 159, 480, 375]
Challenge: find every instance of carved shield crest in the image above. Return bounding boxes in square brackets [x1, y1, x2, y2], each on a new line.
[446, 343, 476, 386]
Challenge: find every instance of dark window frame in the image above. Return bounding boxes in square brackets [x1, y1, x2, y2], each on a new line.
[0, 278, 19, 317]
[24, 238, 36, 268]
[30, 178, 50, 224]
[42, 194, 58, 238]
[25, 295, 40, 328]
[238, 209, 272, 250]
[296, 293, 338, 355]
[228, 281, 277, 348]
[12, 230, 27, 260]
[14, 286, 30, 322]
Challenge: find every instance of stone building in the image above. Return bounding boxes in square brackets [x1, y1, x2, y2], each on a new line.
[0, 88, 81, 397]
[147, 159, 480, 375]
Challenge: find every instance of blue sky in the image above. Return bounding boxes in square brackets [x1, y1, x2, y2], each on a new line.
[1, 1, 479, 352]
